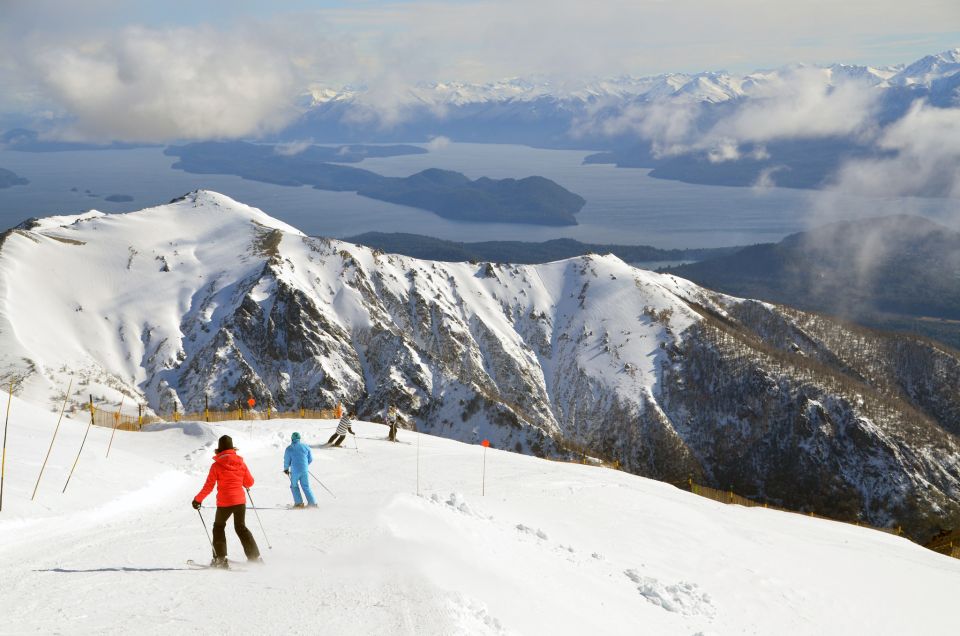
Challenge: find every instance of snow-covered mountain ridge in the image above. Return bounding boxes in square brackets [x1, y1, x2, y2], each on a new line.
[2, 191, 959, 539]
[306, 49, 958, 107]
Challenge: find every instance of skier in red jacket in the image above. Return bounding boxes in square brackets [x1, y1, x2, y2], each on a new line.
[192, 435, 261, 568]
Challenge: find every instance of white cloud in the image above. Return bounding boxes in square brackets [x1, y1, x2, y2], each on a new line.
[426, 135, 451, 151]
[28, 26, 315, 142]
[575, 98, 704, 157]
[710, 67, 880, 144]
[274, 140, 313, 156]
[831, 100, 960, 198]
[752, 165, 788, 188]
[584, 67, 885, 159]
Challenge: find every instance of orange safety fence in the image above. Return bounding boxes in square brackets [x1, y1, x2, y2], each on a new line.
[688, 480, 903, 537]
[89, 405, 338, 430]
[927, 542, 960, 558]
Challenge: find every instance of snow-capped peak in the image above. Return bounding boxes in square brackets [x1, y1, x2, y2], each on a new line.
[890, 48, 960, 86]
[304, 50, 958, 111]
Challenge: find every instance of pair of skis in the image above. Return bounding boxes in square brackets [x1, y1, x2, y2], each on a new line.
[186, 559, 247, 571]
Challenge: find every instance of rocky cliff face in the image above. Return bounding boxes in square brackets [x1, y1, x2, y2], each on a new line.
[1, 191, 958, 539]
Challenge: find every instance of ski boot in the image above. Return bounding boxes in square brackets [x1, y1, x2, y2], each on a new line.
[210, 556, 229, 569]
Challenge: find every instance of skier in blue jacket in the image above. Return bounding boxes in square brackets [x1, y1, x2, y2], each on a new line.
[283, 432, 317, 508]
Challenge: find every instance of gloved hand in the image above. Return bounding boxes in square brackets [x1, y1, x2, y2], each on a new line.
[191, 499, 201, 510]
[283, 469, 290, 476]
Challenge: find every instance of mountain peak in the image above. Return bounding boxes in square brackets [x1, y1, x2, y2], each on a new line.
[162, 190, 306, 236]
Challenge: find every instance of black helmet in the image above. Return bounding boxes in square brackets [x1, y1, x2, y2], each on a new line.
[216, 435, 235, 453]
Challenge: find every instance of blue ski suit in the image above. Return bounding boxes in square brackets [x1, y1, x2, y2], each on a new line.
[284, 441, 316, 506]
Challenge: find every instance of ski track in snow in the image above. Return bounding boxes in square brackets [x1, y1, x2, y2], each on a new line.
[0, 396, 959, 634]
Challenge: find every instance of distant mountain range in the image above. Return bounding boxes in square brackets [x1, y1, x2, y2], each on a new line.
[668, 215, 960, 348]
[287, 49, 959, 139]
[280, 49, 960, 193]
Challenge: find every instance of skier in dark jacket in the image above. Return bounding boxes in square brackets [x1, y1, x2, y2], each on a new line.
[327, 412, 354, 447]
[192, 435, 261, 568]
[284, 432, 317, 508]
[385, 404, 399, 442]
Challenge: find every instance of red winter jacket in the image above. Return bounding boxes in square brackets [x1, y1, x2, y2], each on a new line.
[194, 449, 254, 507]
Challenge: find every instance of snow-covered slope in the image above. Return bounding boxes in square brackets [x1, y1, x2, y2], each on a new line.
[0, 396, 957, 635]
[2, 192, 959, 540]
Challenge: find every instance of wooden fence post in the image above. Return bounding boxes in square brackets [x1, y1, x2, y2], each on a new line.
[32, 378, 72, 500]
[1, 383, 12, 511]
[62, 395, 95, 493]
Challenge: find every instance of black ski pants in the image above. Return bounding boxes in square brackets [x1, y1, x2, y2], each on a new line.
[328, 433, 346, 447]
[213, 504, 260, 559]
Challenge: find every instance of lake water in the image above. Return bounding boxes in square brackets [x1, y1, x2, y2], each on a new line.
[0, 143, 955, 249]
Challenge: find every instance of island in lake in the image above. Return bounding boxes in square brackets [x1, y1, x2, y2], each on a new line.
[344, 232, 738, 265]
[0, 167, 28, 188]
[2, 128, 152, 152]
[165, 142, 586, 226]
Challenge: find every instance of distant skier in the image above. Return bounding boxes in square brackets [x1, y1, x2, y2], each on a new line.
[385, 404, 399, 442]
[327, 411, 355, 447]
[284, 432, 317, 508]
[192, 435, 261, 568]
[334, 401, 343, 419]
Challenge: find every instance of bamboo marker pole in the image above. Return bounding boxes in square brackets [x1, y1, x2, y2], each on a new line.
[105, 395, 125, 458]
[62, 395, 95, 494]
[481, 439, 490, 496]
[1, 383, 13, 511]
[32, 377, 72, 501]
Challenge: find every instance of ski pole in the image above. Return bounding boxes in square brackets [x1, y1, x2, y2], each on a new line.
[308, 470, 337, 498]
[352, 431, 360, 454]
[32, 377, 72, 501]
[62, 395, 95, 494]
[245, 487, 272, 549]
[197, 508, 215, 557]
[1, 383, 12, 512]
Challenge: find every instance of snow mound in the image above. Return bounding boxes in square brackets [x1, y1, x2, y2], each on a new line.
[625, 569, 716, 617]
